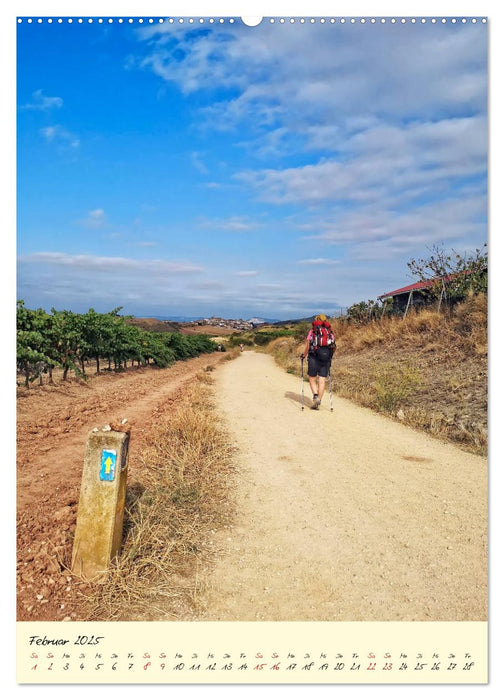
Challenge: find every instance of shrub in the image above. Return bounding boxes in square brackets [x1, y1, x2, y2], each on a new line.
[252, 329, 295, 346]
[372, 362, 423, 413]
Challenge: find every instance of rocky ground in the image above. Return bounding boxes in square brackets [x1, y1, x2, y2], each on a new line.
[16, 352, 227, 622]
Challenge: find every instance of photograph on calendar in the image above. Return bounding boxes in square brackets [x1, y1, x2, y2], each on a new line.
[16, 12, 487, 682]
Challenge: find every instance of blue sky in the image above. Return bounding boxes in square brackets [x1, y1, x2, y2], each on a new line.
[16, 16, 487, 320]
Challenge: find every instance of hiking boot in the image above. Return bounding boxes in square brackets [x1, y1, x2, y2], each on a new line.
[312, 396, 321, 410]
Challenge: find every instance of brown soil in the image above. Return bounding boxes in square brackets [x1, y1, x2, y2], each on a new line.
[179, 324, 237, 336]
[16, 352, 226, 622]
[125, 317, 181, 333]
[125, 318, 237, 335]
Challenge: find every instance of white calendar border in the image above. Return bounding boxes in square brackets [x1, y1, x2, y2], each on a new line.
[5, 0, 501, 697]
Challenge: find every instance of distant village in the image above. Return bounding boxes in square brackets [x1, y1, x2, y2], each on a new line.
[195, 317, 266, 330]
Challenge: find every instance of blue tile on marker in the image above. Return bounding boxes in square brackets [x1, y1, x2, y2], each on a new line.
[100, 449, 117, 481]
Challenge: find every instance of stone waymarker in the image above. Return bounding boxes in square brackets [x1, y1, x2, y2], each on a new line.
[71, 426, 130, 580]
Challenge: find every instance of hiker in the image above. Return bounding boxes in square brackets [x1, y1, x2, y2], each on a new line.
[240, 343, 244, 352]
[300, 314, 336, 409]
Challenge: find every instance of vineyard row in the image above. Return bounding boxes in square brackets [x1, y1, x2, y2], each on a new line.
[16, 301, 217, 387]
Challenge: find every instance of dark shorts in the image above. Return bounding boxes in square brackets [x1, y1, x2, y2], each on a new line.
[307, 349, 333, 378]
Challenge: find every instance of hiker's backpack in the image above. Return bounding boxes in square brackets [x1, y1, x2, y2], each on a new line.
[310, 320, 336, 356]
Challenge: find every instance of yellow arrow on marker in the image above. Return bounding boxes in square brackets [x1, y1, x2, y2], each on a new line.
[104, 456, 113, 473]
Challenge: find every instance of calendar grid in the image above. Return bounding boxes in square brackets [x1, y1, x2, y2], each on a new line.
[17, 621, 487, 684]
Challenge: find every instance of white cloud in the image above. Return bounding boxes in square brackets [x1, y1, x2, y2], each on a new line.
[134, 22, 486, 134]
[298, 258, 341, 266]
[194, 281, 226, 290]
[237, 115, 486, 207]
[19, 253, 335, 317]
[88, 208, 106, 222]
[198, 216, 259, 232]
[18, 252, 204, 275]
[40, 124, 80, 149]
[78, 208, 107, 229]
[40, 126, 57, 141]
[300, 191, 486, 260]
[131, 21, 487, 282]
[20, 89, 63, 111]
[190, 151, 209, 175]
[17, 253, 208, 316]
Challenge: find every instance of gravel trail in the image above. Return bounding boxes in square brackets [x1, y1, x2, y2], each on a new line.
[199, 351, 487, 621]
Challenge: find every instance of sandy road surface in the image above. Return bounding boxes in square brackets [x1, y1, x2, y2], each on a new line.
[199, 351, 487, 621]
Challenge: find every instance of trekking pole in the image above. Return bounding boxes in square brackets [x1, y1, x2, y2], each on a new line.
[301, 355, 305, 411]
[329, 370, 334, 412]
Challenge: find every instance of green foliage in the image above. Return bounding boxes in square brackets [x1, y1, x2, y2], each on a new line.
[340, 244, 487, 328]
[346, 299, 383, 324]
[228, 328, 295, 347]
[227, 333, 254, 347]
[48, 308, 86, 379]
[407, 243, 488, 304]
[294, 322, 312, 341]
[16, 301, 60, 385]
[162, 332, 215, 360]
[252, 329, 295, 346]
[371, 362, 423, 413]
[16, 303, 217, 385]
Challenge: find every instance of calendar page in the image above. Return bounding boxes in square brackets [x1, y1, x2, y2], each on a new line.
[17, 621, 486, 683]
[14, 0, 489, 689]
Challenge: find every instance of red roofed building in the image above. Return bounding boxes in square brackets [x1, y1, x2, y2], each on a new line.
[378, 271, 474, 314]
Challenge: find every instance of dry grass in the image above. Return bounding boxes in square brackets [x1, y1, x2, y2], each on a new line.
[263, 337, 303, 374]
[371, 361, 423, 412]
[83, 372, 236, 620]
[223, 347, 241, 361]
[330, 295, 487, 357]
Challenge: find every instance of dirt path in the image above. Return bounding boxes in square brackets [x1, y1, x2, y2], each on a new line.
[198, 351, 487, 621]
[16, 353, 225, 510]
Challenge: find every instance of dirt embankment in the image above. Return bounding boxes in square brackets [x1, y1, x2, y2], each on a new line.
[125, 317, 238, 336]
[16, 352, 226, 622]
[179, 324, 237, 336]
[125, 317, 180, 333]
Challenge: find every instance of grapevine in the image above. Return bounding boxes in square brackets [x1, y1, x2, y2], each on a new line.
[16, 301, 217, 386]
